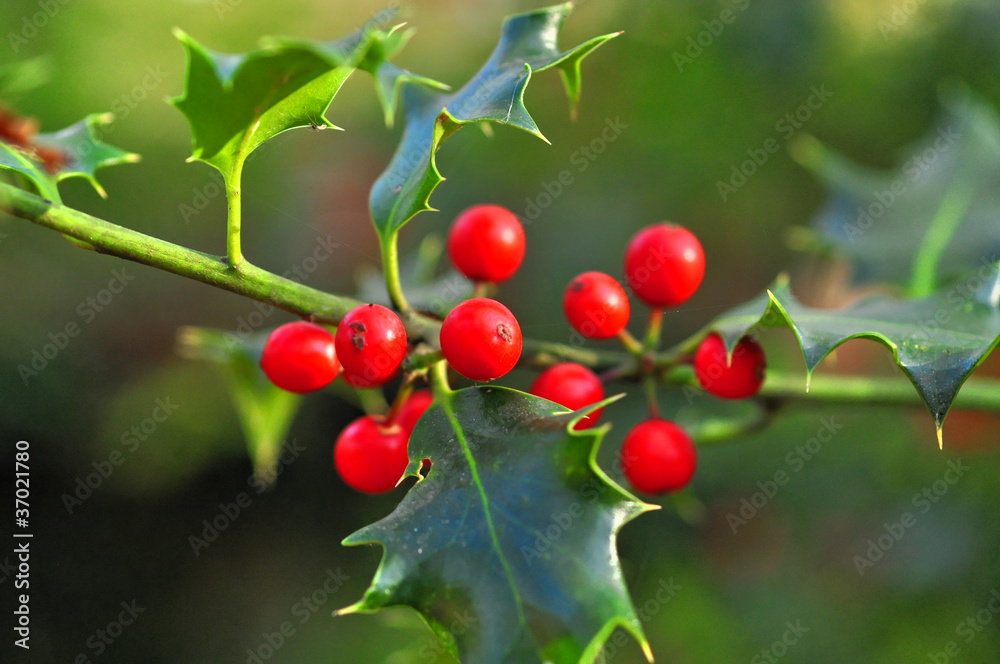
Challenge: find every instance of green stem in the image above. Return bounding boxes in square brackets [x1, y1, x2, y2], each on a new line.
[643, 374, 660, 419]
[644, 308, 664, 351]
[758, 369, 1000, 411]
[382, 230, 411, 313]
[357, 387, 390, 415]
[387, 380, 416, 422]
[429, 360, 452, 400]
[226, 165, 244, 269]
[617, 329, 644, 355]
[403, 348, 444, 373]
[0, 181, 361, 323]
[908, 183, 975, 297]
[7, 182, 1000, 420]
[521, 338, 630, 371]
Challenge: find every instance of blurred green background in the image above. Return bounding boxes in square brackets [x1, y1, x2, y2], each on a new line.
[3, 0, 1000, 662]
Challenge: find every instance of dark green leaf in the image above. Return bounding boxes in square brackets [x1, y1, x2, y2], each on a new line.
[340, 387, 653, 664]
[702, 268, 1000, 443]
[368, 2, 619, 244]
[796, 89, 1000, 291]
[0, 113, 138, 201]
[171, 21, 445, 184]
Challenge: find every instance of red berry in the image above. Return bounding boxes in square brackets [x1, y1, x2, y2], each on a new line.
[621, 419, 697, 494]
[440, 298, 522, 381]
[334, 415, 409, 494]
[624, 223, 705, 307]
[393, 390, 434, 433]
[260, 321, 339, 393]
[529, 363, 605, 430]
[563, 271, 630, 339]
[335, 304, 407, 388]
[693, 333, 766, 399]
[447, 204, 526, 283]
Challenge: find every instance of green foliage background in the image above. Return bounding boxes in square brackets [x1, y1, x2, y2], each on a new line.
[2, 1, 1000, 662]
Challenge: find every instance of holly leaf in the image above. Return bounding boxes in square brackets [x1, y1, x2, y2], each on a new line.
[171, 19, 445, 184]
[0, 113, 139, 201]
[795, 88, 1000, 291]
[263, 23, 449, 130]
[339, 387, 653, 664]
[0, 141, 57, 200]
[177, 327, 302, 485]
[700, 267, 1000, 445]
[368, 2, 619, 245]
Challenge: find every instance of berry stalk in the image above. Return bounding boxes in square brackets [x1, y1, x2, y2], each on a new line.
[8, 182, 1000, 421]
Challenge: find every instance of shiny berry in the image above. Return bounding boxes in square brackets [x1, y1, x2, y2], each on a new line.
[563, 271, 630, 339]
[530, 363, 605, 430]
[440, 298, 522, 381]
[624, 223, 705, 307]
[334, 415, 409, 494]
[621, 419, 697, 494]
[693, 333, 766, 399]
[393, 390, 434, 433]
[447, 204, 526, 283]
[260, 321, 339, 393]
[335, 304, 407, 388]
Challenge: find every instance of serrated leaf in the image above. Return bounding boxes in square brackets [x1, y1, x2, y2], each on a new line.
[369, 2, 619, 244]
[797, 89, 1000, 290]
[171, 20, 445, 184]
[352, 24, 451, 128]
[0, 113, 138, 201]
[177, 327, 303, 484]
[340, 387, 653, 664]
[0, 141, 57, 200]
[702, 268, 1000, 443]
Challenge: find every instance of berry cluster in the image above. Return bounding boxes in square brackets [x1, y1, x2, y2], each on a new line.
[554, 222, 766, 495]
[258, 205, 526, 493]
[257, 203, 767, 498]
